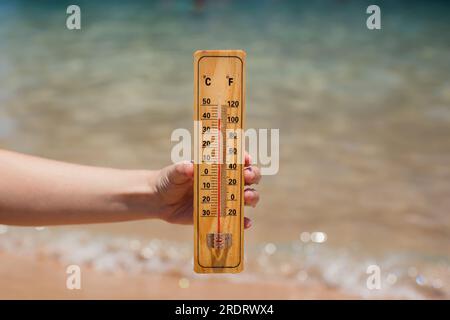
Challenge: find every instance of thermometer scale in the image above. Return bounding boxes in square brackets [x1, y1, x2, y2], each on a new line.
[194, 50, 245, 273]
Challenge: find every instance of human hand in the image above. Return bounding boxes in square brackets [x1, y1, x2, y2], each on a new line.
[152, 154, 261, 229]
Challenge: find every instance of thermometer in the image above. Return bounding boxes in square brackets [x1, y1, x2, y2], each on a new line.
[193, 50, 246, 273]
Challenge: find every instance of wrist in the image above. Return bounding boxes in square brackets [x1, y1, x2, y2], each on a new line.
[111, 169, 163, 220]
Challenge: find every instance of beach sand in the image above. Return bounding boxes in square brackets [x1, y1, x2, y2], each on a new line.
[1, 0, 449, 300]
[0, 253, 354, 300]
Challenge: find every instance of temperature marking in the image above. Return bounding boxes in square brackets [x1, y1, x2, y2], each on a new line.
[194, 50, 245, 273]
[217, 104, 222, 236]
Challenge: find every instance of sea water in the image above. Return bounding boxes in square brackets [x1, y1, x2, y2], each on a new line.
[0, 0, 449, 298]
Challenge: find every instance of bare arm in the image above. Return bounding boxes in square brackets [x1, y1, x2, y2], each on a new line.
[0, 149, 162, 225]
[0, 149, 260, 227]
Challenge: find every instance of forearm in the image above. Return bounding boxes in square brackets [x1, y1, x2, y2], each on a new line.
[0, 149, 161, 226]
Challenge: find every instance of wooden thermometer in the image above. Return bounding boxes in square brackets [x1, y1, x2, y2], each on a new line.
[193, 50, 246, 273]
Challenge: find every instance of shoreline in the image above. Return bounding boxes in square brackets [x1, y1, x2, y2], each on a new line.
[0, 253, 356, 299]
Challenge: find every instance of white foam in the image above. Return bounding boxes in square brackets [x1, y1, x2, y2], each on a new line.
[0, 227, 448, 299]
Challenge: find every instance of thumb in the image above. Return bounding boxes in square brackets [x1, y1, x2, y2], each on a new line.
[165, 161, 194, 185]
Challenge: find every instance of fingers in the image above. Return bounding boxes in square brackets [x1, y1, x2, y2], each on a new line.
[183, 161, 194, 178]
[244, 166, 261, 185]
[244, 217, 252, 229]
[245, 153, 252, 167]
[244, 187, 260, 207]
[244, 153, 259, 230]
[244, 153, 261, 185]
[166, 161, 194, 185]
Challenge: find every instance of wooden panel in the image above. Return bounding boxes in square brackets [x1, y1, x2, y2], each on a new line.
[193, 50, 245, 273]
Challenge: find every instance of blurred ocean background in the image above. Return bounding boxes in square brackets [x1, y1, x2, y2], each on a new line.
[0, 0, 449, 298]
